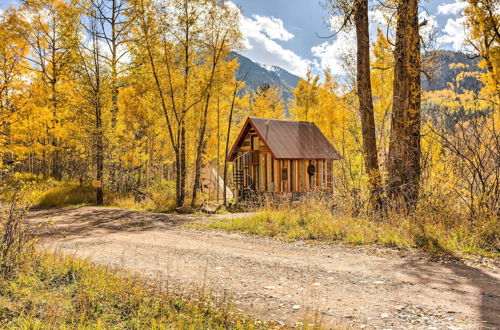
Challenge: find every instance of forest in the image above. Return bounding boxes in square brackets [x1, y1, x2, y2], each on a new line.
[0, 0, 498, 227]
[0, 0, 498, 328]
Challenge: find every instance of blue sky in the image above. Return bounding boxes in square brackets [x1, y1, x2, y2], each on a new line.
[232, 0, 470, 77]
[1, 0, 470, 78]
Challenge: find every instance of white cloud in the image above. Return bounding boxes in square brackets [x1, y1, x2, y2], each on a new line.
[437, 0, 468, 15]
[419, 11, 438, 45]
[248, 15, 294, 41]
[438, 16, 468, 50]
[311, 29, 355, 76]
[312, 10, 393, 76]
[230, 3, 311, 77]
[368, 9, 388, 27]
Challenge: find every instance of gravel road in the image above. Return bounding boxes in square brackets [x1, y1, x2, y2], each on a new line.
[29, 206, 499, 329]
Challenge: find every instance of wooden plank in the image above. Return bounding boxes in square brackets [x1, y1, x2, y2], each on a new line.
[266, 153, 272, 192]
[319, 160, 324, 189]
[293, 160, 297, 192]
[287, 160, 291, 192]
[276, 159, 281, 193]
[328, 160, 333, 190]
[282, 160, 286, 192]
[314, 160, 319, 188]
[297, 160, 302, 191]
[305, 160, 309, 191]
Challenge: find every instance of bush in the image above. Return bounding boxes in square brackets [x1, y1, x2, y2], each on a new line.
[0, 177, 37, 279]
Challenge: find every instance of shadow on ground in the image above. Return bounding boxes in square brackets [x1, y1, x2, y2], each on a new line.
[27, 206, 201, 240]
[400, 259, 499, 329]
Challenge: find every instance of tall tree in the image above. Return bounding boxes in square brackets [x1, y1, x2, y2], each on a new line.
[291, 69, 320, 122]
[92, 0, 132, 189]
[325, 0, 383, 205]
[134, 0, 237, 207]
[248, 84, 285, 119]
[464, 0, 499, 101]
[354, 0, 383, 205]
[15, 0, 80, 180]
[0, 12, 29, 171]
[387, 0, 422, 207]
[77, 2, 108, 205]
[191, 0, 241, 207]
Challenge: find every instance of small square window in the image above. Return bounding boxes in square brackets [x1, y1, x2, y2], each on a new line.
[281, 168, 288, 181]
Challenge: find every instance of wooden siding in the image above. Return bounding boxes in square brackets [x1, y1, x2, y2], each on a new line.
[233, 135, 335, 194]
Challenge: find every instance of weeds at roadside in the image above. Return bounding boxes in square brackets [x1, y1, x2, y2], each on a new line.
[0, 253, 270, 329]
[194, 197, 499, 257]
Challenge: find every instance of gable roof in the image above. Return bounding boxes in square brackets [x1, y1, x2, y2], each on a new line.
[228, 117, 342, 161]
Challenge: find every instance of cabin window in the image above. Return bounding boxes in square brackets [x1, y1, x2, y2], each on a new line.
[281, 167, 288, 181]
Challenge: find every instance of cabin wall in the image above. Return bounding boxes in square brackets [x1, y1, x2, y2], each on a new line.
[233, 134, 335, 196]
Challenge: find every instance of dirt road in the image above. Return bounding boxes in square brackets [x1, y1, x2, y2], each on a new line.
[29, 207, 499, 329]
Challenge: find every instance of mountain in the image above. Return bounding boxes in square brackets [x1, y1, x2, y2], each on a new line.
[230, 50, 483, 109]
[230, 52, 301, 107]
[424, 50, 484, 92]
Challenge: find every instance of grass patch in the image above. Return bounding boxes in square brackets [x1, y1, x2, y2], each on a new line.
[35, 182, 176, 212]
[196, 200, 499, 257]
[36, 183, 102, 208]
[0, 253, 267, 329]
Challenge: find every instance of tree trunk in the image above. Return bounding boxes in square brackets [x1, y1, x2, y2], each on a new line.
[50, 79, 62, 181]
[178, 124, 187, 207]
[108, 0, 121, 191]
[387, 0, 422, 208]
[96, 115, 104, 206]
[191, 93, 211, 207]
[95, 46, 104, 206]
[354, 0, 383, 207]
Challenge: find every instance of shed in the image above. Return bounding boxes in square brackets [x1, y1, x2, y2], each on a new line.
[228, 117, 341, 199]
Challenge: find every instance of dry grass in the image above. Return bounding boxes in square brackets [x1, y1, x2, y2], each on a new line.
[0, 253, 269, 329]
[35, 182, 176, 212]
[197, 198, 499, 257]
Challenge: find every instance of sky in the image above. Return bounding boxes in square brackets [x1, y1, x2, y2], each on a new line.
[231, 0, 471, 77]
[0, 0, 471, 78]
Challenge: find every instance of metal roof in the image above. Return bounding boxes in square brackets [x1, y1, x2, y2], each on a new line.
[228, 117, 342, 161]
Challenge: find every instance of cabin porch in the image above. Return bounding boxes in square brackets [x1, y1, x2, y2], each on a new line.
[232, 150, 334, 200]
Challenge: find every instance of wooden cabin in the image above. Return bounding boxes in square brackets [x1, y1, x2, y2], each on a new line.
[227, 117, 341, 200]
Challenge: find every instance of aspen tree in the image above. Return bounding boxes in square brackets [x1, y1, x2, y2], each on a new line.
[77, 1, 109, 205]
[324, 0, 383, 207]
[191, 0, 241, 207]
[15, 0, 80, 180]
[387, 0, 422, 208]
